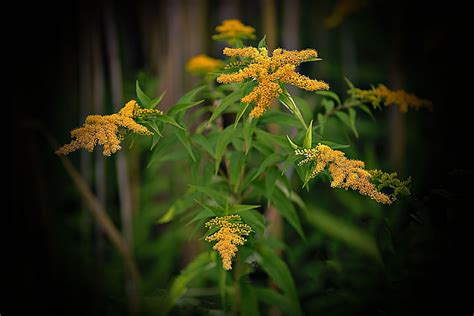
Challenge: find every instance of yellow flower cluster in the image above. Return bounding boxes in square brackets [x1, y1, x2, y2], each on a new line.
[353, 84, 432, 112]
[186, 54, 224, 74]
[295, 144, 392, 204]
[217, 47, 329, 118]
[212, 19, 256, 44]
[205, 215, 252, 270]
[324, 0, 368, 29]
[56, 100, 161, 156]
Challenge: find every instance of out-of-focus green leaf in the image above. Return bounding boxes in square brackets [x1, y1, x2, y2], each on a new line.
[175, 128, 196, 161]
[238, 209, 265, 235]
[265, 167, 279, 201]
[254, 287, 292, 315]
[176, 85, 206, 104]
[258, 35, 267, 49]
[189, 184, 228, 206]
[321, 98, 334, 114]
[255, 129, 289, 150]
[257, 246, 302, 316]
[335, 111, 358, 137]
[316, 90, 341, 105]
[243, 118, 256, 154]
[166, 252, 212, 312]
[240, 278, 260, 316]
[229, 151, 245, 192]
[156, 205, 175, 224]
[215, 125, 236, 174]
[136, 80, 151, 107]
[359, 104, 375, 121]
[317, 113, 327, 135]
[303, 120, 313, 149]
[191, 133, 216, 158]
[344, 76, 355, 89]
[259, 111, 300, 127]
[147, 135, 176, 168]
[187, 208, 217, 225]
[305, 207, 383, 264]
[269, 187, 305, 240]
[348, 108, 359, 138]
[250, 153, 282, 182]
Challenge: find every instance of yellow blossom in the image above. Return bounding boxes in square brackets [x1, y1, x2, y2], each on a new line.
[353, 84, 432, 112]
[205, 215, 252, 270]
[186, 54, 224, 74]
[56, 100, 161, 156]
[217, 47, 329, 118]
[212, 19, 256, 44]
[296, 144, 392, 204]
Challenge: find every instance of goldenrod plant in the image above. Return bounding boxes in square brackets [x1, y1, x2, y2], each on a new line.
[56, 19, 430, 315]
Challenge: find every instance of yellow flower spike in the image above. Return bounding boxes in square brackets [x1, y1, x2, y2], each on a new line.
[353, 84, 432, 112]
[205, 215, 252, 271]
[212, 19, 256, 44]
[56, 100, 160, 156]
[296, 144, 392, 204]
[217, 47, 329, 118]
[186, 54, 224, 74]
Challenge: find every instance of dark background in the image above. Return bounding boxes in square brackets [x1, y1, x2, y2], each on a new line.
[6, 0, 472, 315]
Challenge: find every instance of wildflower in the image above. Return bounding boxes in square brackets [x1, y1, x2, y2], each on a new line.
[205, 215, 252, 270]
[369, 169, 411, 201]
[324, 0, 368, 29]
[296, 144, 392, 204]
[56, 100, 162, 156]
[186, 54, 224, 74]
[352, 84, 432, 112]
[217, 47, 329, 118]
[212, 19, 256, 45]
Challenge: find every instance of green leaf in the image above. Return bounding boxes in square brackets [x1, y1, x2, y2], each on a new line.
[238, 210, 265, 235]
[189, 184, 228, 206]
[168, 99, 204, 116]
[265, 167, 279, 201]
[293, 95, 313, 122]
[175, 128, 196, 161]
[176, 85, 206, 104]
[317, 113, 327, 135]
[303, 120, 313, 149]
[316, 90, 341, 105]
[321, 98, 334, 114]
[286, 135, 298, 150]
[229, 151, 245, 192]
[147, 135, 176, 168]
[359, 104, 375, 121]
[259, 111, 300, 127]
[235, 101, 252, 126]
[243, 118, 256, 154]
[186, 206, 218, 226]
[209, 88, 244, 125]
[254, 288, 292, 315]
[215, 125, 236, 174]
[191, 133, 216, 158]
[148, 91, 166, 109]
[251, 153, 282, 182]
[255, 129, 289, 150]
[335, 111, 358, 137]
[278, 86, 307, 128]
[257, 246, 302, 316]
[156, 205, 175, 224]
[166, 253, 212, 312]
[229, 204, 260, 213]
[348, 108, 359, 137]
[258, 35, 267, 49]
[240, 278, 260, 316]
[344, 76, 355, 89]
[155, 114, 184, 129]
[136, 80, 151, 107]
[305, 207, 383, 264]
[269, 187, 305, 240]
